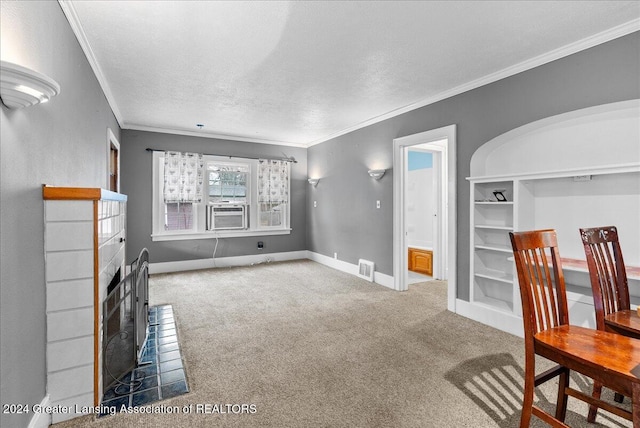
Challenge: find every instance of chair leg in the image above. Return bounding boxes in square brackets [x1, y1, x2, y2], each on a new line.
[520, 355, 537, 428]
[520, 374, 534, 428]
[613, 392, 624, 403]
[555, 368, 569, 421]
[587, 381, 603, 423]
[632, 382, 640, 427]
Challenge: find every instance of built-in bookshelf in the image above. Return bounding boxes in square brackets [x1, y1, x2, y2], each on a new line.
[461, 100, 640, 337]
[471, 180, 515, 312]
[468, 166, 640, 336]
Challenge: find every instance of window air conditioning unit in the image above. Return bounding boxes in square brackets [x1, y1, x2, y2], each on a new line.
[207, 204, 247, 230]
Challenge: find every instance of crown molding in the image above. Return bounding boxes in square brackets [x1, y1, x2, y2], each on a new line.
[58, 0, 124, 127]
[306, 18, 640, 147]
[124, 123, 307, 148]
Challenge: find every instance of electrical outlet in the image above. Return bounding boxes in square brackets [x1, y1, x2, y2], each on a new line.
[314, 201, 317, 208]
[257, 241, 264, 249]
[334, 252, 337, 259]
[376, 200, 380, 209]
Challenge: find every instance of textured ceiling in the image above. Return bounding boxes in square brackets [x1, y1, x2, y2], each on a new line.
[62, 1, 640, 147]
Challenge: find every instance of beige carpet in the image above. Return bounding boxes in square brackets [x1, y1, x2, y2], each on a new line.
[54, 259, 631, 427]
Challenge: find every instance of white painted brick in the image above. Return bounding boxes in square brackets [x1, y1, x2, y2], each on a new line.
[45, 200, 93, 222]
[50, 392, 94, 424]
[48, 336, 93, 372]
[47, 279, 93, 312]
[47, 308, 93, 342]
[48, 365, 93, 404]
[45, 222, 93, 252]
[46, 250, 94, 282]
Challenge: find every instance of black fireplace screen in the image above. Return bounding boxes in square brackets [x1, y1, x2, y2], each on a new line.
[102, 248, 150, 394]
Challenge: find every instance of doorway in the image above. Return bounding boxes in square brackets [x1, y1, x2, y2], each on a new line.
[406, 144, 443, 284]
[107, 128, 120, 192]
[393, 125, 456, 312]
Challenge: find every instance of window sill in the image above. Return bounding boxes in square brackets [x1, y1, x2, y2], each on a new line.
[151, 228, 292, 242]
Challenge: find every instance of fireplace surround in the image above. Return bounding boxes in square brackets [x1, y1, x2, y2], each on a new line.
[43, 186, 128, 424]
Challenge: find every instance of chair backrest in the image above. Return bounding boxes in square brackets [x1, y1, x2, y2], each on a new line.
[580, 226, 630, 330]
[510, 230, 569, 341]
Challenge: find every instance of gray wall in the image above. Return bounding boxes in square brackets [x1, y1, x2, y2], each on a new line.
[121, 130, 307, 264]
[307, 130, 394, 272]
[0, 2, 121, 427]
[307, 32, 640, 300]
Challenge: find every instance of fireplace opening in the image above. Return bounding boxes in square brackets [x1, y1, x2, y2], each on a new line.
[107, 268, 121, 295]
[103, 268, 137, 394]
[102, 249, 150, 397]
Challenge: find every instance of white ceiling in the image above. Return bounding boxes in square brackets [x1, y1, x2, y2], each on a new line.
[61, 1, 640, 147]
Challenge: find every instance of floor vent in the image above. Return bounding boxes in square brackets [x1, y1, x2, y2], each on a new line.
[357, 259, 375, 282]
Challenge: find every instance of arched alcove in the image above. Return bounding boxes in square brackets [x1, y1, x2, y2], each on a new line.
[470, 99, 639, 178]
[463, 100, 640, 336]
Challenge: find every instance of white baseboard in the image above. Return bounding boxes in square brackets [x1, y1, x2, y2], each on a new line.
[149, 250, 395, 290]
[455, 299, 524, 338]
[455, 290, 604, 339]
[306, 251, 395, 289]
[28, 394, 50, 428]
[149, 250, 308, 274]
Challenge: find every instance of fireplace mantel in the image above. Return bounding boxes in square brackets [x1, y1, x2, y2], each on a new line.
[43, 185, 127, 424]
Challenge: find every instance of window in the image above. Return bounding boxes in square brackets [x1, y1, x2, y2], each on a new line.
[256, 159, 289, 229]
[259, 202, 285, 228]
[152, 152, 291, 241]
[207, 163, 249, 204]
[164, 203, 193, 231]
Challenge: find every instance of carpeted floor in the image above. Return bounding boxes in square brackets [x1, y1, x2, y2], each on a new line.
[53, 259, 631, 427]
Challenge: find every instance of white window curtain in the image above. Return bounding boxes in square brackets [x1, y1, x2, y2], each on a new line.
[257, 159, 289, 203]
[163, 151, 204, 203]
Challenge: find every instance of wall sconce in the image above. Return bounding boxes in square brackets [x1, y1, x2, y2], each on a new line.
[0, 61, 60, 109]
[368, 169, 386, 180]
[308, 178, 319, 187]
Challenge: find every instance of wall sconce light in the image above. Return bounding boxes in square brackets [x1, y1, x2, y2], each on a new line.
[368, 169, 386, 180]
[1, 61, 60, 109]
[308, 178, 319, 187]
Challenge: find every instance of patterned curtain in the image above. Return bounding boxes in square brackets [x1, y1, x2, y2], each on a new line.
[163, 151, 204, 203]
[257, 159, 289, 203]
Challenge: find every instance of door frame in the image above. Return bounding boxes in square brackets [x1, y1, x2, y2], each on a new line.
[107, 128, 120, 192]
[393, 124, 456, 312]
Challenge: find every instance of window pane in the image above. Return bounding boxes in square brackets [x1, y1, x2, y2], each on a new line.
[259, 203, 284, 227]
[164, 203, 193, 230]
[208, 166, 248, 203]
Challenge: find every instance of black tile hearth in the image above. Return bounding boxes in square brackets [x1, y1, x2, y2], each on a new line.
[100, 305, 189, 415]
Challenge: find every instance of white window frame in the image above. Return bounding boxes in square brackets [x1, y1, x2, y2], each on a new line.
[151, 151, 291, 241]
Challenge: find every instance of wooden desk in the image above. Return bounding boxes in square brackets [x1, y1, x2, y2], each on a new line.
[605, 310, 640, 340]
[560, 258, 640, 280]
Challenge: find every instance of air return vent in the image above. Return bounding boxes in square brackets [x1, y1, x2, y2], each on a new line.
[357, 259, 375, 282]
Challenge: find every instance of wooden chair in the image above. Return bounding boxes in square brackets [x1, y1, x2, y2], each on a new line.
[509, 229, 640, 427]
[580, 225, 635, 421]
[580, 226, 631, 331]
